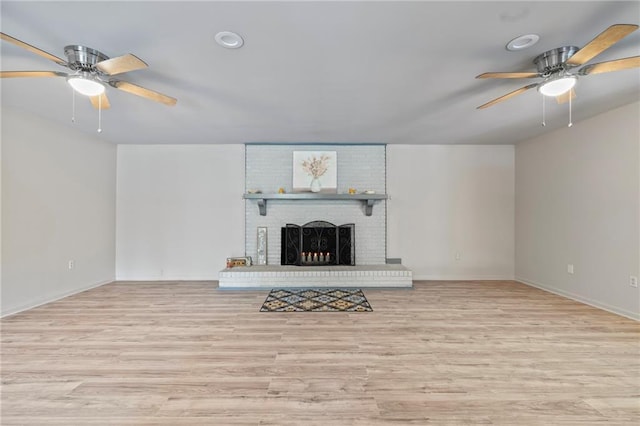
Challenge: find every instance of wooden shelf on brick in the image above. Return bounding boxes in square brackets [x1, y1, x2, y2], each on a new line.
[243, 193, 388, 216]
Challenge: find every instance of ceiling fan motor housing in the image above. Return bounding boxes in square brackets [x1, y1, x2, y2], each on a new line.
[64, 45, 109, 73]
[534, 46, 579, 76]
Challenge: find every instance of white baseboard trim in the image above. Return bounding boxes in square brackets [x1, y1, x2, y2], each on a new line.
[115, 276, 217, 281]
[114, 279, 216, 283]
[1, 279, 113, 318]
[412, 275, 514, 281]
[516, 276, 640, 321]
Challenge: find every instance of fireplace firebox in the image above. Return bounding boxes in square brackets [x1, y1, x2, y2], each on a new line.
[281, 221, 355, 266]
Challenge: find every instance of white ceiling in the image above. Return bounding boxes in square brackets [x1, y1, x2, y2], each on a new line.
[1, 1, 639, 145]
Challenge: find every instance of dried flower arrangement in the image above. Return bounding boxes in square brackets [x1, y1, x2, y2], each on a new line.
[301, 154, 330, 178]
[293, 151, 337, 193]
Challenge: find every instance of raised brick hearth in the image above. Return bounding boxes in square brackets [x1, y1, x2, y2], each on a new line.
[219, 264, 412, 289]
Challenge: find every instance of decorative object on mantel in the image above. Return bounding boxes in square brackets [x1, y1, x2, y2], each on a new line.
[293, 151, 337, 194]
[247, 189, 262, 194]
[226, 256, 252, 268]
[363, 190, 376, 194]
[348, 188, 357, 194]
[257, 227, 268, 265]
[260, 288, 373, 312]
[278, 187, 286, 194]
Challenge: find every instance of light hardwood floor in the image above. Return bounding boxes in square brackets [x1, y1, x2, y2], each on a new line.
[1, 281, 639, 425]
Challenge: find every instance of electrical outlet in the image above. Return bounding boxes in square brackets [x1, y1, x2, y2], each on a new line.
[567, 264, 574, 274]
[631, 276, 638, 288]
[455, 252, 461, 261]
[68, 260, 75, 270]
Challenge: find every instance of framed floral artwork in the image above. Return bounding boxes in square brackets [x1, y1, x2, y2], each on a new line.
[292, 151, 337, 193]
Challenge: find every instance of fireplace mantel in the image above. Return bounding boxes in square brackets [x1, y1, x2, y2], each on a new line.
[244, 193, 388, 216]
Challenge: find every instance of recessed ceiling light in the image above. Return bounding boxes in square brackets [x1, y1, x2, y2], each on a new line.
[506, 34, 540, 51]
[215, 31, 244, 49]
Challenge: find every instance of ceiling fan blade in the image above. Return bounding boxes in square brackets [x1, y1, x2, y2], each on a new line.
[579, 56, 640, 75]
[476, 72, 539, 79]
[555, 88, 576, 104]
[477, 83, 538, 109]
[1, 70, 66, 78]
[95, 54, 148, 76]
[90, 93, 111, 110]
[567, 24, 639, 66]
[1, 32, 68, 66]
[110, 80, 177, 106]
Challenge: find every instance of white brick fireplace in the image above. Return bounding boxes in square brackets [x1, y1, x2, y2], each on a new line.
[219, 143, 412, 288]
[245, 144, 387, 264]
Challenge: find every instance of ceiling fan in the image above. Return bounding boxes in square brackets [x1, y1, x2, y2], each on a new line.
[476, 24, 639, 109]
[0, 32, 177, 109]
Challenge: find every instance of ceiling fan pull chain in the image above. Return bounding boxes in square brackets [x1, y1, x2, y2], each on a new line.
[97, 95, 103, 133]
[71, 89, 76, 123]
[568, 92, 573, 127]
[541, 95, 546, 127]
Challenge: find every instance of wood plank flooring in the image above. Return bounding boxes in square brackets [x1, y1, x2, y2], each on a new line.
[1, 281, 639, 425]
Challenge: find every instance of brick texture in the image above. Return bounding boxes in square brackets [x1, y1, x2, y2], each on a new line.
[245, 145, 386, 265]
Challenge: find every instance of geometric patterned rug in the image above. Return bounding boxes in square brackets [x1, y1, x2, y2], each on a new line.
[260, 288, 373, 312]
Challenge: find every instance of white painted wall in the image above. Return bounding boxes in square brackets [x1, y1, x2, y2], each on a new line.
[387, 145, 515, 280]
[2, 107, 116, 316]
[116, 145, 244, 280]
[515, 101, 640, 320]
[118, 145, 513, 280]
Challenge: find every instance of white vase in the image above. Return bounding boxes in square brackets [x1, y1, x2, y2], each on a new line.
[310, 177, 321, 193]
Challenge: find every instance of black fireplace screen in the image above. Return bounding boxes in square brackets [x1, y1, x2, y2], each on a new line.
[281, 221, 355, 266]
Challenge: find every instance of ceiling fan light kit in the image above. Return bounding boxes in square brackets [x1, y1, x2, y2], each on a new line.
[538, 75, 577, 97]
[476, 24, 640, 114]
[66, 72, 105, 96]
